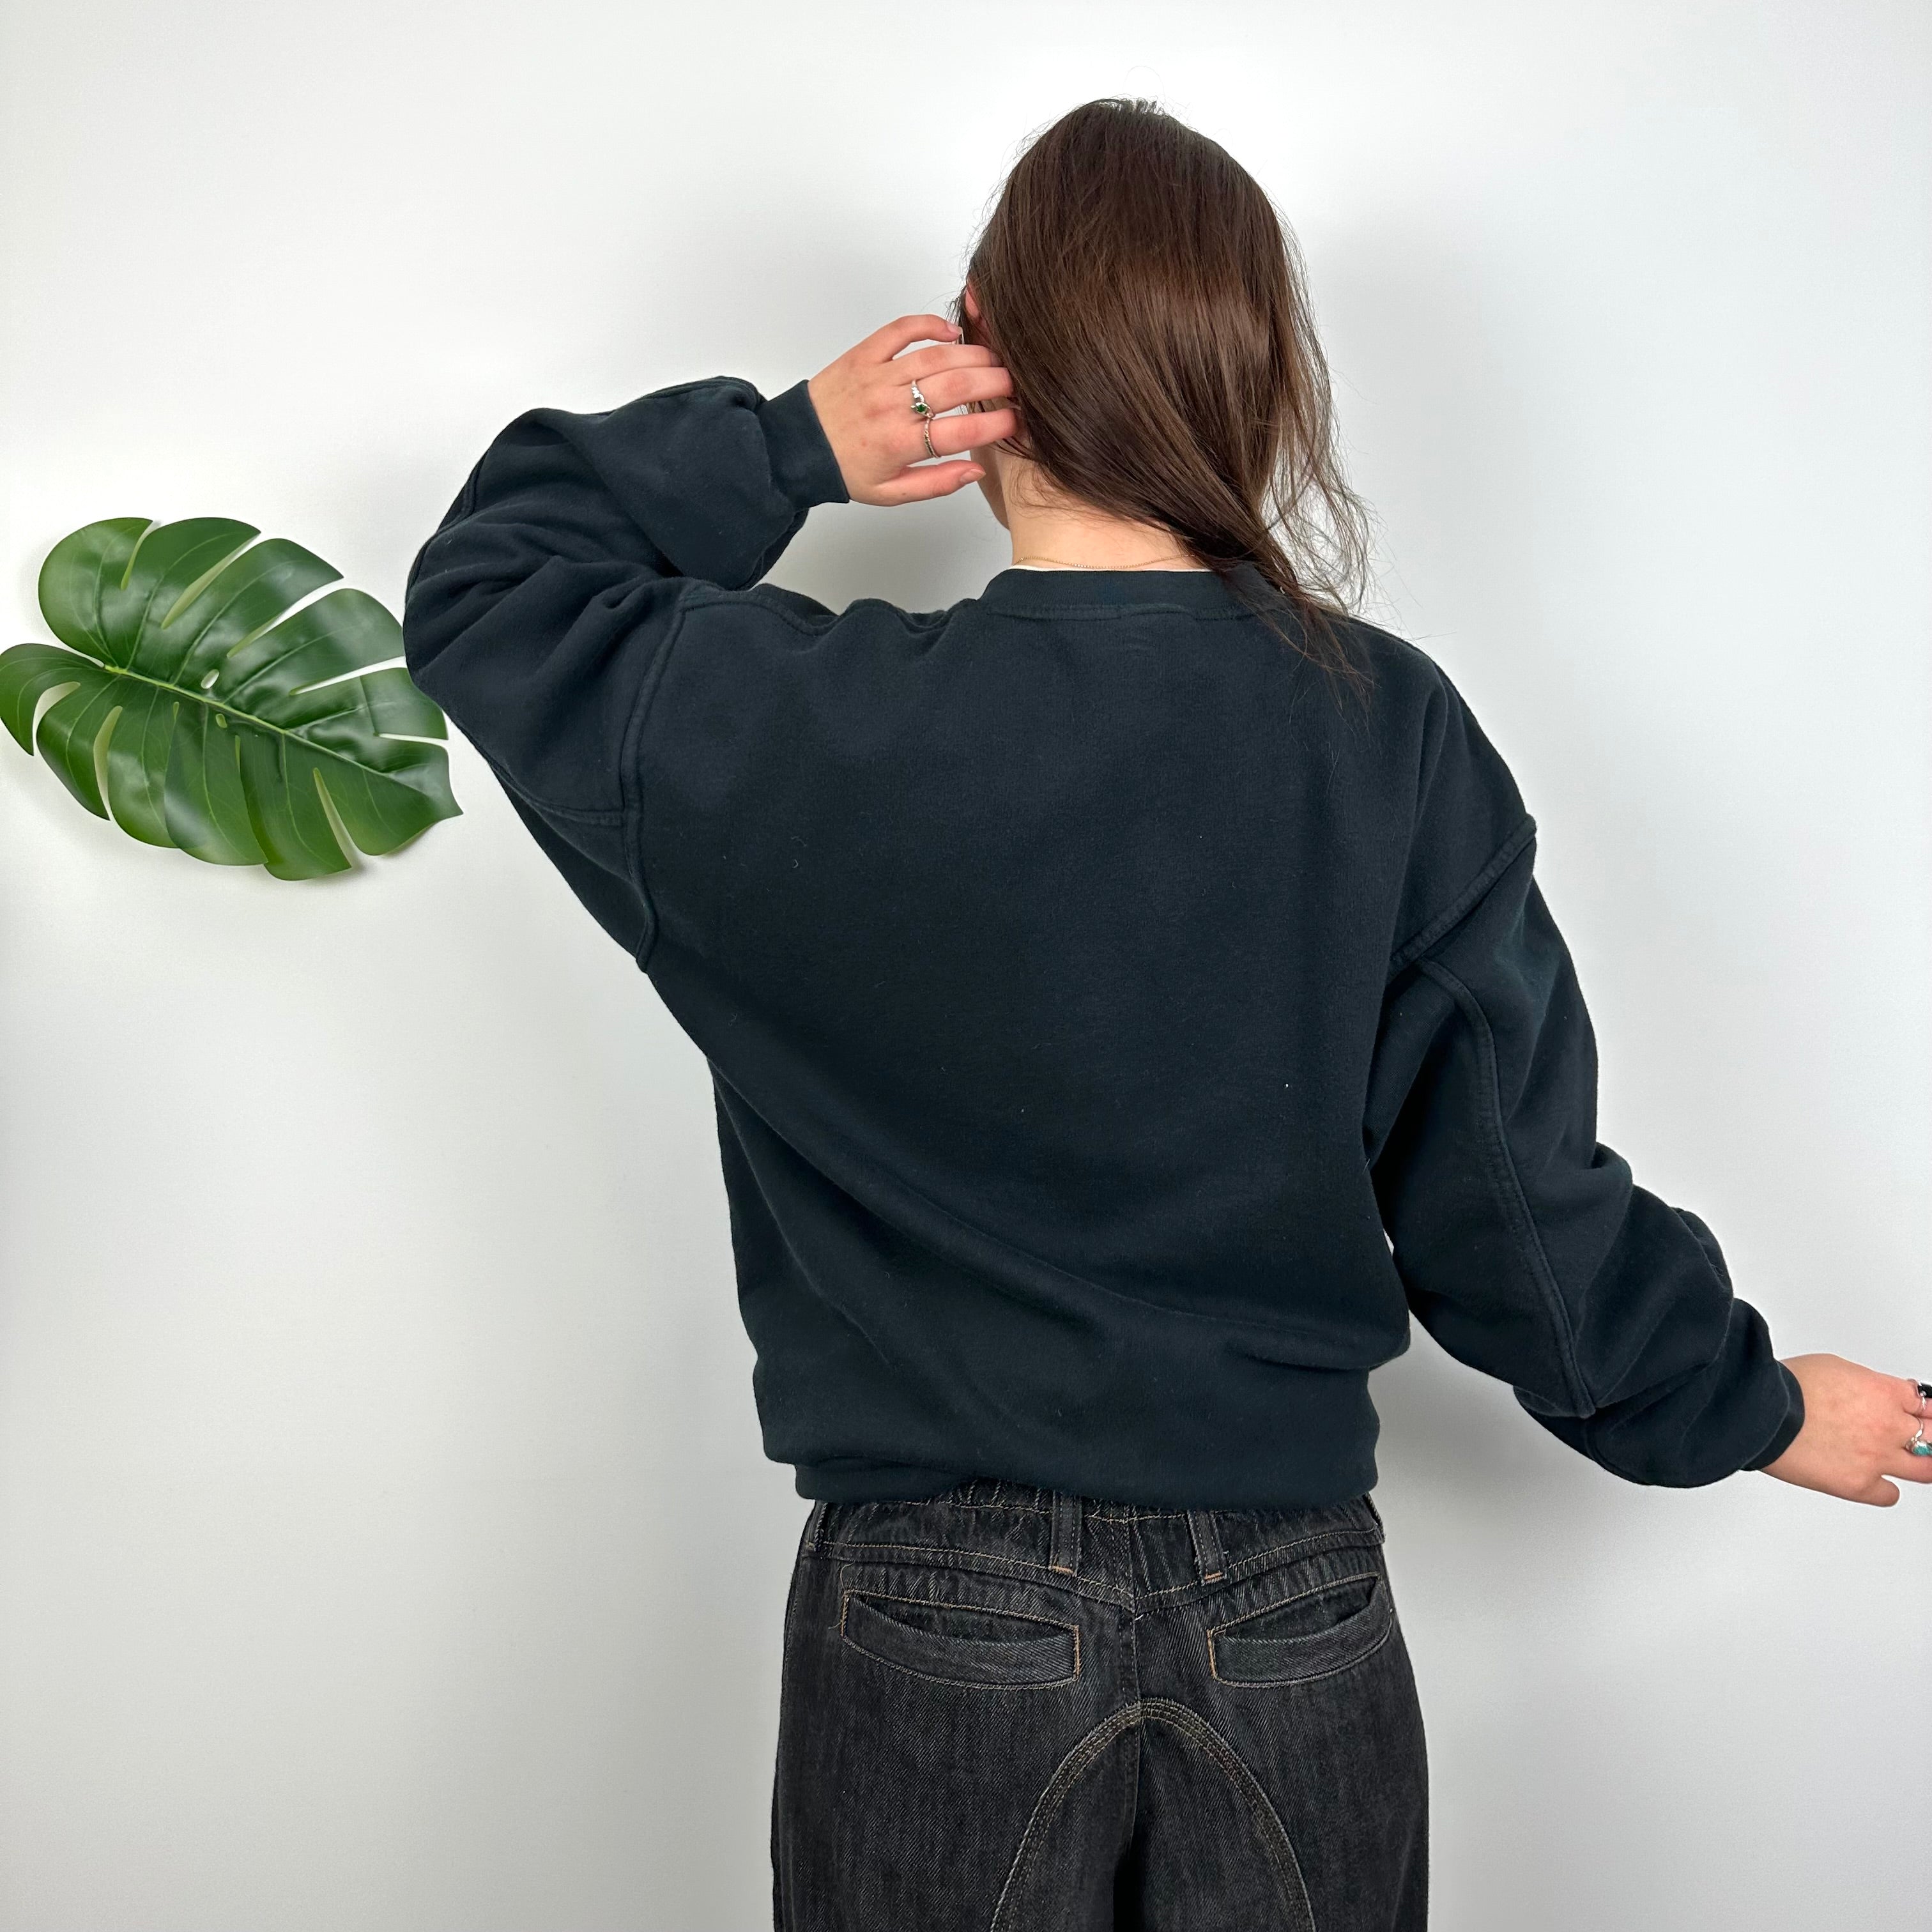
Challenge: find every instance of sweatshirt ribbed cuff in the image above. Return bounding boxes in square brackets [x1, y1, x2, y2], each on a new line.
[758, 379, 850, 511]
[1740, 1360, 1805, 1471]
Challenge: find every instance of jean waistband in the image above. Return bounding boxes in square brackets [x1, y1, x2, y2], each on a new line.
[803, 1476, 1383, 1604]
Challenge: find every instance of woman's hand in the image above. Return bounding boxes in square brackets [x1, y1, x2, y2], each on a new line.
[807, 314, 1018, 507]
[1761, 1353, 1932, 1505]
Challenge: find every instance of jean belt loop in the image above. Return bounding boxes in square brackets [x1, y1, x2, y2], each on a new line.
[1186, 1507, 1226, 1584]
[806, 1498, 830, 1554]
[1048, 1489, 1082, 1577]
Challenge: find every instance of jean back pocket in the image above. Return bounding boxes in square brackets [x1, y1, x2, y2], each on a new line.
[839, 1589, 1080, 1689]
[1208, 1570, 1393, 1686]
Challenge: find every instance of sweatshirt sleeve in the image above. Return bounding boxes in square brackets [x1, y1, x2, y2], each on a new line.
[1363, 696, 1804, 1487]
[399, 376, 848, 951]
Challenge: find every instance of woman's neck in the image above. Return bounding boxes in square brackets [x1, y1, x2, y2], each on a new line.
[996, 453, 1208, 571]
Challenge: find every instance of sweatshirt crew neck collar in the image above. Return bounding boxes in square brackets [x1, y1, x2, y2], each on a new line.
[978, 563, 1259, 617]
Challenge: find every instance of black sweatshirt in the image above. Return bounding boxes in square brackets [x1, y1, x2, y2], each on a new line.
[401, 373, 1805, 1508]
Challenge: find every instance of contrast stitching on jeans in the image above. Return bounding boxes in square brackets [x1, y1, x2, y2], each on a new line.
[1209, 1611, 1397, 1689]
[990, 1703, 1317, 1929]
[1229, 1523, 1382, 1570]
[833, 1648, 1080, 1694]
[1048, 1491, 1082, 1577]
[1137, 1701, 1316, 1928]
[813, 1513, 1381, 1609]
[824, 1542, 1133, 1609]
[838, 1587, 1078, 1644]
[1206, 1570, 1383, 1637]
[822, 1538, 1051, 1568]
[1130, 1524, 1384, 1607]
[928, 1499, 1049, 1516]
[1205, 1571, 1388, 1685]
[1186, 1510, 1227, 1584]
[989, 1708, 1144, 1931]
[837, 1589, 1080, 1689]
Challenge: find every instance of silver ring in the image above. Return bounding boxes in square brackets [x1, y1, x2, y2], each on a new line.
[920, 417, 937, 460]
[1915, 1380, 1932, 1416]
[908, 380, 933, 418]
[1910, 1419, 1932, 1457]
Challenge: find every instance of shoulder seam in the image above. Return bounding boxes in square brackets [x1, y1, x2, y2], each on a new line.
[622, 597, 691, 972]
[1387, 814, 1537, 979]
[1416, 955, 1595, 1414]
[680, 585, 958, 639]
[989, 602, 1247, 625]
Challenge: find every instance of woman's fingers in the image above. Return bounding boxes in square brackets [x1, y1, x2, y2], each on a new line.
[862, 313, 964, 360]
[859, 398, 1015, 505]
[910, 364, 1014, 415]
[926, 405, 1020, 457]
[808, 314, 1018, 505]
[1763, 1354, 1931, 1506]
[870, 459, 986, 506]
[892, 342, 999, 381]
[1888, 1406, 1932, 1478]
[875, 375, 1016, 470]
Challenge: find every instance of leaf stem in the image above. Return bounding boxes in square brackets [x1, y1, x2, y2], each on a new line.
[89, 656, 426, 785]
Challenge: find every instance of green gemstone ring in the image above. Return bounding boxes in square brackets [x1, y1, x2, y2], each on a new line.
[908, 381, 933, 418]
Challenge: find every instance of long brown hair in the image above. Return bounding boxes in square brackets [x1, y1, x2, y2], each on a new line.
[954, 98, 1374, 692]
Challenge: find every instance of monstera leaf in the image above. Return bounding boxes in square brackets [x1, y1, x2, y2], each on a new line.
[1, 517, 459, 878]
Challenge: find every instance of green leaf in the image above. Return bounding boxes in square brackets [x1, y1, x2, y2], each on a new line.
[3, 517, 460, 878]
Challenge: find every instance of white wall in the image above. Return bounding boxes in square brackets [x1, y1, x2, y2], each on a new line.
[1, 2, 1925, 1924]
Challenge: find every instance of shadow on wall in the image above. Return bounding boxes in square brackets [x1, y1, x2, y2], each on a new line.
[1371, 1333, 1610, 1533]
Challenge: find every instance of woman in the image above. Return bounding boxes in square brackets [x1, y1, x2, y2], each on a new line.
[402, 98, 1926, 1932]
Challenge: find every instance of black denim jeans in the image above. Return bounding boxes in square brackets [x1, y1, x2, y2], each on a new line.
[770, 1478, 1427, 1930]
